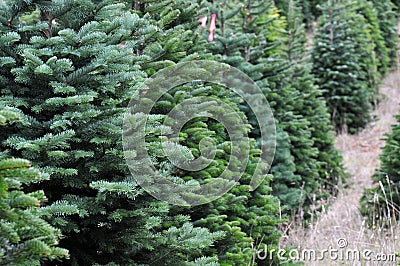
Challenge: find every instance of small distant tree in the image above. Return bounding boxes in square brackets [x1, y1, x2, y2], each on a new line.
[312, 0, 378, 133]
[275, 0, 324, 28]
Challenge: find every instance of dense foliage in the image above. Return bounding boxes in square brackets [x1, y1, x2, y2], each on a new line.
[0, 0, 397, 264]
[0, 108, 69, 265]
[200, 0, 345, 217]
[0, 1, 223, 264]
[355, 0, 390, 77]
[368, 0, 399, 68]
[312, 0, 376, 133]
[281, 0, 345, 213]
[312, 0, 398, 134]
[0, 0, 284, 264]
[361, 115, 400, 226]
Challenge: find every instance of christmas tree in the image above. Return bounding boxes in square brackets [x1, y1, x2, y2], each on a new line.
[0, 0, 222, 264]
[137, 74, 284, 264]
[367, 0, 399, 68]
[282, 0, 346, 214]
[312, 0, 378, 133]
[354, 0, 390, 77]
[121, 1, 284, 264]
[200, 0, 346, 217]
[199, 0, 306, 213]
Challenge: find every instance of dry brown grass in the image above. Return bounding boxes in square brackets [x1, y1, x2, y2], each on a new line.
[280, 25, 400, 266]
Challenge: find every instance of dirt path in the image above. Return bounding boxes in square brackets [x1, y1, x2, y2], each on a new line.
[283, 25, 400, 265]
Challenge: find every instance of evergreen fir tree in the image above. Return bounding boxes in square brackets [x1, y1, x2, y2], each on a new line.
[0, 0, 222, 264]
[0, 107, 69, 265]
[200, 0, 306, 213]
[139, 77, 284, 265]
[361, 114, 400, 226]
[200, 0, 346, 217]
[282, 0, 346, 212]
[354, 0, 390, 77]
[367, 0, 399, 68]
[122, 1, 284, 264]
[312, 0, 378, 134]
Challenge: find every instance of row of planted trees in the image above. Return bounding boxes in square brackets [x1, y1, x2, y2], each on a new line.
[0, 0, 398, 265]
[305, 0, 400, 234]
[312, 0, 398, 133]
[310, 0, 400, 259]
